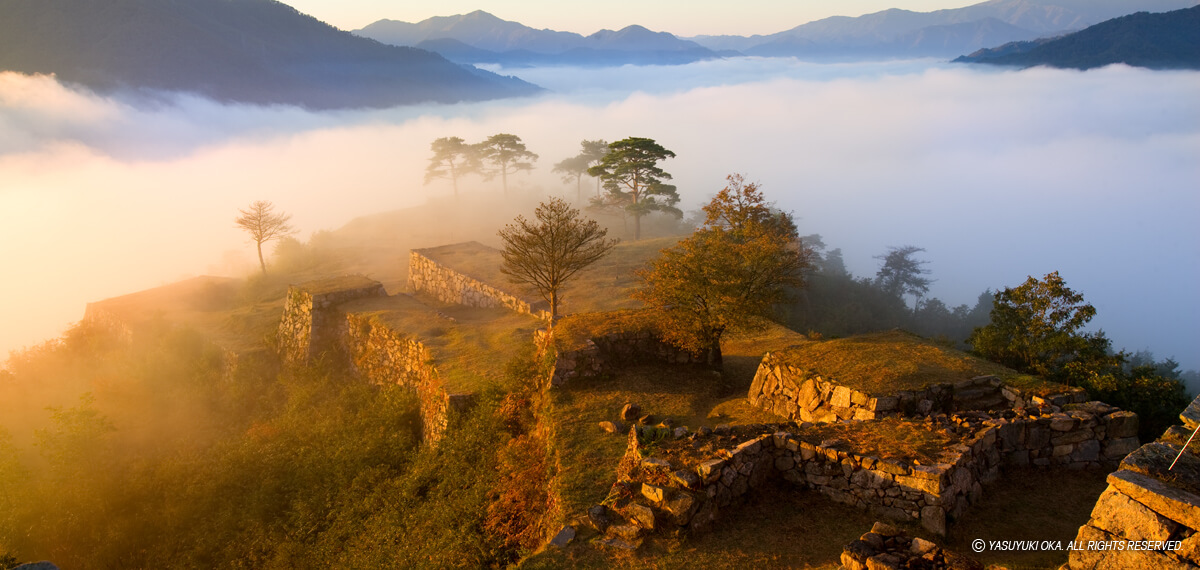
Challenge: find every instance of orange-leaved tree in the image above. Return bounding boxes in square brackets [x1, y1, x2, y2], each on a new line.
[634, 174, 814, 368]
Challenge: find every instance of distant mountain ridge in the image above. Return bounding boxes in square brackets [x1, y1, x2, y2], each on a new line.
[689, 0, 1198, 58]
[355, 10, 720, 66]
[356, 1, 1198, 64]
[0, 0, 540, 109]
[955, 6, 1200, 69]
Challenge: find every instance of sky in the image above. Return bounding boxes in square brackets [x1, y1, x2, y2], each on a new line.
[283, 0, 983, 36]
[1, 60, 1197, 371]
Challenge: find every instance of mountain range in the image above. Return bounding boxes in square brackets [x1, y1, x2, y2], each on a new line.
[0, 0, 539, 109]
[357, 0, 1200, 63]
[955, 6, 1200, 69]
[355, 11, 720, 67]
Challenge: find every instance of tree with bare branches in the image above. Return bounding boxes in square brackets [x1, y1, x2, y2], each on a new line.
[498, 198, 617, 325]
[235, 200, 296, 274]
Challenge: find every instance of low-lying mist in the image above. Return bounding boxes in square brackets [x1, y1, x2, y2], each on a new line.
[1, 59, 1197, 368]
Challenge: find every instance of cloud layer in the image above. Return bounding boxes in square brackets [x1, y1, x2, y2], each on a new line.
[1, 60, 1197, 368]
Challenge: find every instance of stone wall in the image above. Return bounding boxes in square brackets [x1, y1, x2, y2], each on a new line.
[536, 328, 697, 387]
[344, 312, 474, 443]
[595, 402, 1139, 545]
[747, 351, 1089, 423]
[609, 422, 996, 538]
[408, 246, 549, 320]
[276, 277, 387, 365]
[1067, 395, 1200, 568]
[274, 277, 470, 444]
[975, 402, 1140, 469]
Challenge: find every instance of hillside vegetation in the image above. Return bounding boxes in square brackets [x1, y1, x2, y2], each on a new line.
[1, 192, 1183, 568]
[956, 6, 1200, 69]
[0, 0, 539, 108]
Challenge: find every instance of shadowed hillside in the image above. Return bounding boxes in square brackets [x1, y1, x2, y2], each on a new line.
[955, 6, 1200, 69]
[0, 0, 540, 108]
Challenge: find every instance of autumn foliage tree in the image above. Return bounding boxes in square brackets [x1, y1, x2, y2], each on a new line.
[634, 174, 813, 368]
[234, 200, 297, 274]
[498, 198, 617, 324]
[587, 137, 680, 240]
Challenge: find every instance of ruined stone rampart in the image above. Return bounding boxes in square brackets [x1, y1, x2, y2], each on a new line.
[1067, 395, 1200, 568]
[275, 278, 472, 444]
[344, 312, 474, 443]
[598, 401, 1139, 546]
[536, 328, 696, 387]
[276, 276, 387, 365]
[408, 245, 549, 320]
[748, 351, 1089, 423]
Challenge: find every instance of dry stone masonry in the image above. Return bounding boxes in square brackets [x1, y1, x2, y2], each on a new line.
[408, 242, 549, 320]
[276, 276, 387, 365]
[344, 309, 475, 442]
[841, 521, 982, 570]
[589, 397, 1140, 547]
[275, 277, 470, 444]
[748, 350, 1089, 423]
[1067, 394, 1200, 568]
[536, 328, 696, 387]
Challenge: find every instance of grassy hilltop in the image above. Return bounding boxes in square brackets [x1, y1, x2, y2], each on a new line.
[0, 198, 1110, 569]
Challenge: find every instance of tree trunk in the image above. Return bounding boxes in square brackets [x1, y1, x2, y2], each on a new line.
[256, 240, 266, 274]
[634, 213, 642, 241]
[706, 334, 723, 370]
[549, 288, 558, 324]
[502, 167, 508, 195]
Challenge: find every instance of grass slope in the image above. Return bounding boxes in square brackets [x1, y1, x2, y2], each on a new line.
[772, 330, 1059, 396]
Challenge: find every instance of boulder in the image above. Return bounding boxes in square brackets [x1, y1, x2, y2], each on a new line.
[587, 504, 610, 531]
[1090, 486, 1178, 542]
[549, 525, 575, 548]
[620, 403, 641, 422]
[641, 483, 667, 503]
[626, 503, 656, 530]
[1107, 469, 1200, 531]
[598, 421, 622, 434]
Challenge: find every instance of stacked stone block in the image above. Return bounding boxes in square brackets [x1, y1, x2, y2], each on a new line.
[408, 245, 549, 320]
[344, 311, 475, 443]
[608, 403, 1140, 543]
[748, 351, 1089, 423]
[276, 276, 386, 365]
[1067, 394, 1200, 568]
[537, 328, 696, 387]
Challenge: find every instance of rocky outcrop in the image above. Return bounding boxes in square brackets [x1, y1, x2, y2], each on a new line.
[1067, 394, 1200, 568]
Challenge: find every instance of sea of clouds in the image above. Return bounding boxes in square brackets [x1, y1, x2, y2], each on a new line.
[1, 58, 1197, 368]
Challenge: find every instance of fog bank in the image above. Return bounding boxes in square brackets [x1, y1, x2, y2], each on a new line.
[1, 60, 1196, 368]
